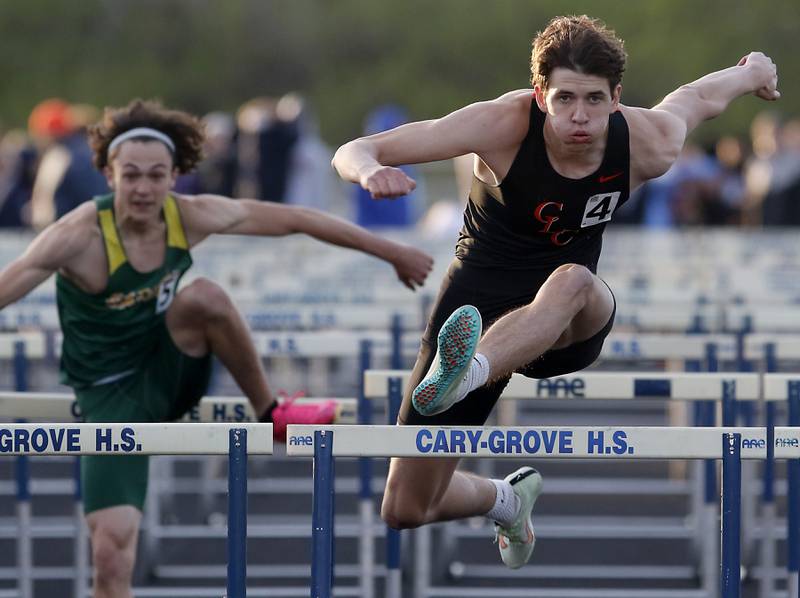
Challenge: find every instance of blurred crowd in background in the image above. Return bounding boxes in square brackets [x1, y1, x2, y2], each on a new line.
[617, 113, 800, 228]
[0, 95, 342, 229]
[1, 96, 799, 232]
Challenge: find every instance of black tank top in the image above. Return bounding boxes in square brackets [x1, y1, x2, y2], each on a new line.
[455, 97, 630, 272]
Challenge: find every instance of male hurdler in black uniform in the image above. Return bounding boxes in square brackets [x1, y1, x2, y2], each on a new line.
[333, 14, 779, 569]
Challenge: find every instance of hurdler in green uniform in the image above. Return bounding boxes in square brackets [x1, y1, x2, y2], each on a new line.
[0, 100, 436, 597]
[57, 193, 211, 512]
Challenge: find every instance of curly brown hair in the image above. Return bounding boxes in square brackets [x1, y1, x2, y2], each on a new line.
[531, 15, 627, 92]
[88, 99, 205, 174]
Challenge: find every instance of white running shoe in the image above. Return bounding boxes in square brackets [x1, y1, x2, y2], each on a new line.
[495, 466, 543, 569]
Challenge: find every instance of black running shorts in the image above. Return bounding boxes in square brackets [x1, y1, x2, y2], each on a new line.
[399, 259, 615, 426]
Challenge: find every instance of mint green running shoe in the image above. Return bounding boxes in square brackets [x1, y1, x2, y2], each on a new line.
[495, 466, 543, 569]
[411, 305, 482, 416]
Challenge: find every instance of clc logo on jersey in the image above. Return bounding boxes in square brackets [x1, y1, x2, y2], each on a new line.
[533, 191, 621, 246]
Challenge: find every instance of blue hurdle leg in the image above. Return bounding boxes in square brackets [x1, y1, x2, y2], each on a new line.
[227, 428, 248, 598]
[390, 314, 403, 371]
[386, 376, 403, 598]
[312, 429, 335, 598]
[721, 379, 737, 428]
[74, 457, 89, 598]
[760, 402, 777, 598]
[788, 382, 800, 598]
[721, 432, 742, 598]
[358, 340, 375, 598]
[13, 341, 28, 392]
[15, 448, 32, 598]
[696, 401, 718, 597]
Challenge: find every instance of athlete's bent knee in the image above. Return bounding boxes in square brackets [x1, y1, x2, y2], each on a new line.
[175, 278, 233, 320]
[381, 482, 431, 529]
[381, 499, 428, 530]
[551, 264, 594, 301]
[92, 531, 135, 588]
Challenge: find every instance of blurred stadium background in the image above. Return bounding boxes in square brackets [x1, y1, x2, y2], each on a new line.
[1, 1, 799, 596]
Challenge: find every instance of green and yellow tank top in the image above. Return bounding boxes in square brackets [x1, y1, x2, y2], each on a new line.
[56, 194, 193, 388]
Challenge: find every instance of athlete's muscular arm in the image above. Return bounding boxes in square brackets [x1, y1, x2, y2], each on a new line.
[655, 52, 778, 133]
[622, 52, 779, 186]
[332, 90, 531, 198]
[178, 195, 433, 290]
[0, 205, 95, 309]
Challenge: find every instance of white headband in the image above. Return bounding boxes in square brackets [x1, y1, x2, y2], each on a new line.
[107, 127, 176, 156]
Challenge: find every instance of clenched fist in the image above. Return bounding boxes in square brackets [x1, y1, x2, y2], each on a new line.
[738, 52, 780, 101]
[360, 166, 417, 199]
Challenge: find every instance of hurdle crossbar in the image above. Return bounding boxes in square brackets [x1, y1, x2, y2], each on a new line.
[0, 333, 47, 359]
[286, 425, 797, 459]
[363, 371, 761, 401]
[0, 392, 357, 424]
[0, 423, 272, 455]
[600, 332, 737, 360]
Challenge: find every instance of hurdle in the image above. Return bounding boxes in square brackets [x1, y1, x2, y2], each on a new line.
[0, 344, 788, 594]
[3, 327, 770, 423]
[746, 334, 800, 372]
[288, 424, 800, 598]
[359, 371, 761, 597]
[0, 299, 428, 333]
[0, 335, 52, 399]
[0, 391, 355, 593]
[10, 290, 800, 336]
[728, 305, 800, 334]
[2, 320, 417, 399]
[0, 391, 357, 424]
[363, 371, 760, 405]
[0, 422, 271, 598]
[599, 332, 736, 367]
[1, 331, 379, 591]
[762, 375, 800, 598]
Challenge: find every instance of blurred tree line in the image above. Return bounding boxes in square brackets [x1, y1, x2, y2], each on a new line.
[0, 0, 796, 145]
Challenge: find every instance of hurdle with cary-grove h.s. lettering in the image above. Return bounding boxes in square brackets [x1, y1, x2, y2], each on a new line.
[287, 424, 800, 598]
[350, 370, 800, 598]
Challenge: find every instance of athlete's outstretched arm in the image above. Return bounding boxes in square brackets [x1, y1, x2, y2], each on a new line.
[179, 195, 433, 290]
[622, 52, 779, 186]
[0, 207, 94, 309]
[654, 52, 779, 136]
[332, 91, 530, 198]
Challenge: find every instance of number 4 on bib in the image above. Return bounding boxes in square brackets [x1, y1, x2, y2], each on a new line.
[581, 192, 620, 228]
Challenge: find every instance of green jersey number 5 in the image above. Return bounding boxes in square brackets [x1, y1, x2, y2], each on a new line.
[156, 271, 179, 314]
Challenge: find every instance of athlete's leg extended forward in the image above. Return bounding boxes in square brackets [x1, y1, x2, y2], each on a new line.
[388, 263, 610, 569]
[165, 277, 337, 438]
[166, 277, 274, 415]
[412, 263, 615, 414]
[385, 314, 543, 568]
